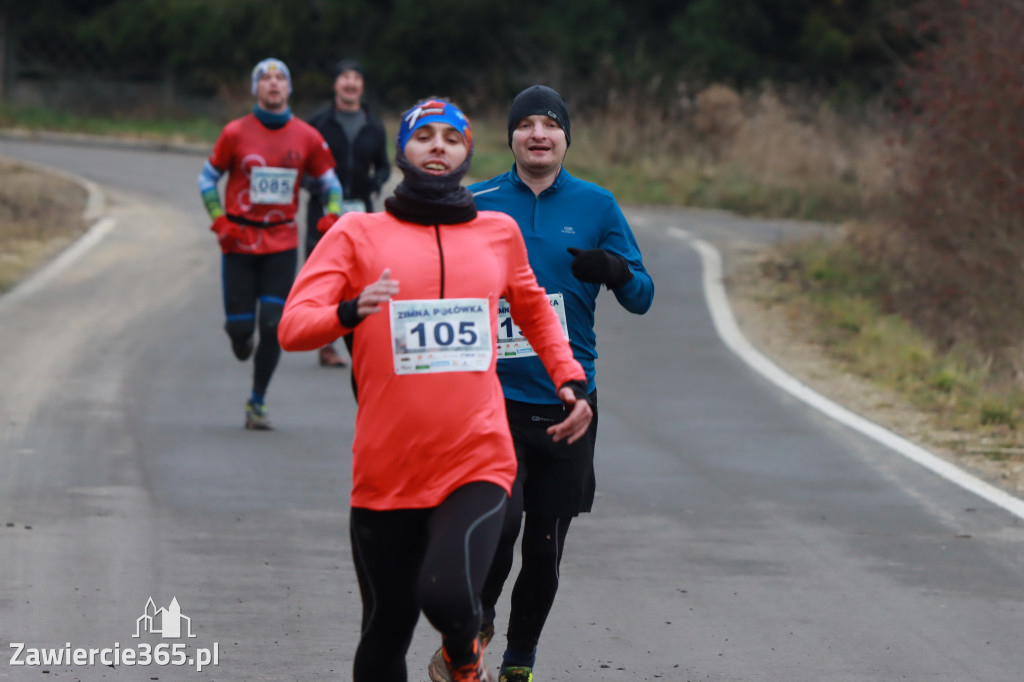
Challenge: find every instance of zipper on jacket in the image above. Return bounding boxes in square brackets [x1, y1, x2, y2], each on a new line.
[434, 224, 445, 298]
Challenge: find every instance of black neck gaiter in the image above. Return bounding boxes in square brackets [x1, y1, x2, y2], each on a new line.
[384, 148, 477, 225]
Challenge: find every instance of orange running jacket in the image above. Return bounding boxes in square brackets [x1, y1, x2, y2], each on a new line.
[279, 210, 585, 511]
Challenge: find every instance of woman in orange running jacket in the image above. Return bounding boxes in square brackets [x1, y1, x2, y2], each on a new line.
[278, 99, 591, 682]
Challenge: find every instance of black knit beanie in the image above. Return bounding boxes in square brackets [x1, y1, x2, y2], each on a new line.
[507, 85, 571, 147]
[332, 58, 363, 81]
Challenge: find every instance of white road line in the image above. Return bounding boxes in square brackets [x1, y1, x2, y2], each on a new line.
[669, 226, 1024, 521]
[0, 217, 116, 314]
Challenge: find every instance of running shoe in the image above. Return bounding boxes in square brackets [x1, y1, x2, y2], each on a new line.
[428, 627, 494, 682]
[429, 639, 493, 682]
[479, 621, 494, 649]
[244, 401, 273, 430]
[497, 666, 532, 682]
[231, 336, 254, 361]
[318, 344, 347, 367]
[427, 648, 450, 682]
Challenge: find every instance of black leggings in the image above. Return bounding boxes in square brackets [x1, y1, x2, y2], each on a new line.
[349, 482, 507, 682]
[481, 506, 572, 658]
[479, 396, 598, 661]
[220, 249, 296, 398]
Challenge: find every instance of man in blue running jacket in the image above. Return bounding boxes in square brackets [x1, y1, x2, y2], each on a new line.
[431, 84, 654, 682]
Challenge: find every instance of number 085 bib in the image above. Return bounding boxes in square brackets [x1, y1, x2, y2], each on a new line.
[390, 298, 492, 375]
[250, 166, 298, 205]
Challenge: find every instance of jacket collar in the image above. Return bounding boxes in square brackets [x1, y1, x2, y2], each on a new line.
[509, 164, 569, 196]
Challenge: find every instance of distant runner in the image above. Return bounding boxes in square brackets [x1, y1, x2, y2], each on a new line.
[304, 57, 391, 369]
[197, 57, 341, 430]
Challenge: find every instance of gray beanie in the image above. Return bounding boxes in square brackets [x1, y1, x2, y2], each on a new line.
[507, 85, 571, 147]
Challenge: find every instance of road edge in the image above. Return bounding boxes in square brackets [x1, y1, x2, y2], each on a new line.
[0, 152, 114, 313]
[669, 226, 1024, 521]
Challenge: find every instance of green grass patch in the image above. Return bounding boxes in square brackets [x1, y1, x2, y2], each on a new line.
[930, 366, 962, 394]
[979, 400, 1018, 428]
[0, 103, 223, 145]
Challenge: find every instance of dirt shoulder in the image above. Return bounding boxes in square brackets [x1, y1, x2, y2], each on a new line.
[0, 157, 89, 293]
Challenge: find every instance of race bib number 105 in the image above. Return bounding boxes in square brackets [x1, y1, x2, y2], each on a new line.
[390, 298, 492, 375]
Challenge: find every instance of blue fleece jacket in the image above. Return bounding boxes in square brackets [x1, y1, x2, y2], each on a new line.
[470, 166, 654, 404]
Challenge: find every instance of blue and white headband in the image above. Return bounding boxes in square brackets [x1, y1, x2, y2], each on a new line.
[397, 99, 473, 152]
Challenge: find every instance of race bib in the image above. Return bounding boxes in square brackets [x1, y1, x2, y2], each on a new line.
[390, 298, 492, 375]
[250, 166, 298, 205]
[496, 293, 569, 358]
[342, 199, 366, 213]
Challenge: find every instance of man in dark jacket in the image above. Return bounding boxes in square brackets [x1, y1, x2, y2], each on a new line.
[305, 58, 391, 367]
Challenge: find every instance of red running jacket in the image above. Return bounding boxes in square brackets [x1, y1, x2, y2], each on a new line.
[279, 210, 585, 510]
[208, 114, 335, 254]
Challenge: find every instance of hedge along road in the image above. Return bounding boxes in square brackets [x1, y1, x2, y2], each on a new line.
[0, 137, 1022, 682]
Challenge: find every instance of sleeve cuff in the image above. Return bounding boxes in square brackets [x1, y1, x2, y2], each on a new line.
[337, 298, 362, 329]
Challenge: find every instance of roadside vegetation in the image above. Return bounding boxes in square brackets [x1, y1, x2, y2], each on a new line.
[0, 103, 223, 146]
[1, 81, 888, 224]
[735, 0, 1024, 488]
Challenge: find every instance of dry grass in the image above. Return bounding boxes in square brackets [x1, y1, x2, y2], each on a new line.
[0, 159, 88, 293]
[548, 84, 897, 221]
[460, 83, 898, 219]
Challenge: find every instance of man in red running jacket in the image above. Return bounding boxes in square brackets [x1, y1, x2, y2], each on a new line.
[197, 57, 342, 430]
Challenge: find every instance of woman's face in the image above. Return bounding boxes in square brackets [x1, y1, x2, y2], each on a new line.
[403, 122, 468, 176]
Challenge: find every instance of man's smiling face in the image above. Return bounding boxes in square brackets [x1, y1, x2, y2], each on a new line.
[510, 114, 567, 176]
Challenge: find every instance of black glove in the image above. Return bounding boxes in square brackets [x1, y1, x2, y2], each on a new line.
[567, 247, 634, 289]
[558, 379, 589, 403]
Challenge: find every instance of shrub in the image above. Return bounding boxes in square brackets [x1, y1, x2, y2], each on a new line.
[885, 0, 1024, 375]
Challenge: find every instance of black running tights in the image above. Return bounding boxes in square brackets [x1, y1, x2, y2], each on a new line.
[349, 481, 507, 682]
[482, 506, 572, 658]
[220, 249, 295, 398]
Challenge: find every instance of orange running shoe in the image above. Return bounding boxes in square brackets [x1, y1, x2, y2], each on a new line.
[428, 626, 493, 682]
[430, 639, 493, 682]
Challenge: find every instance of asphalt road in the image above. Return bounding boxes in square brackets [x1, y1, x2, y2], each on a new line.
[1, 139, 1022, 682]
